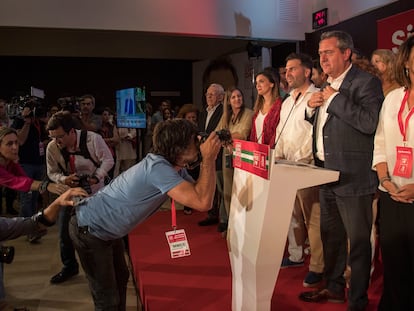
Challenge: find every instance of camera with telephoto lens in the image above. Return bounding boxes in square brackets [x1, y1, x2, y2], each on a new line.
[199, 128, 233, 145]
[77, 174, 92, 194]
[8, 87, 46, 120]
[0, 246, 15, 264]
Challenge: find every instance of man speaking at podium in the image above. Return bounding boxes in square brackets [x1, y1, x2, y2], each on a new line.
[300, 30, 383, 311]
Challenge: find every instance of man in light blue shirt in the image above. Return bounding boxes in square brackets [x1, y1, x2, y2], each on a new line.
[69, 119, 222, 311]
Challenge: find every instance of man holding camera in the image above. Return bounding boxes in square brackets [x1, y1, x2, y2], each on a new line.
[68, 119, 222, 310]
[45, 111, 113, 284]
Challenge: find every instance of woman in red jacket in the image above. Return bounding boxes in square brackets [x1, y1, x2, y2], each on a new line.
[249, 68, 283, 148]
[0, 127, 67, 197]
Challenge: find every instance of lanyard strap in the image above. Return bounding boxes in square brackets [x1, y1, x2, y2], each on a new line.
[171, 199, 177, 230]
[397, 90, 414, 143]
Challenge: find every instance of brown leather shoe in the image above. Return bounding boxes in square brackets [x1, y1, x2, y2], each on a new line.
[299, 288, 345, 304]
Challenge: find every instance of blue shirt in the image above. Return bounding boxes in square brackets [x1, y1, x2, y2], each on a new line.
[75, 153, 192, 240]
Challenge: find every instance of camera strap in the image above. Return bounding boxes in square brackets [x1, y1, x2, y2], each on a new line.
[59, 130, 99, 174]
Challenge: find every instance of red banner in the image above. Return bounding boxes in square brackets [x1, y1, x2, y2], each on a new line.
[377, 9, 414, 53]
[232, 139, 270, 180]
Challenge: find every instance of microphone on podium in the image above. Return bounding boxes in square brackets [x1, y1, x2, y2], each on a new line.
[320, 82, 330, 91]
[274, 92, 302, 149]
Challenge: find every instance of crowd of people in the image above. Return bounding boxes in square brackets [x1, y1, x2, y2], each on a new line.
[0, 30, 413, 311]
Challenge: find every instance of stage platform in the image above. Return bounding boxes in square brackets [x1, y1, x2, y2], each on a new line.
[128, 210, 382, 311]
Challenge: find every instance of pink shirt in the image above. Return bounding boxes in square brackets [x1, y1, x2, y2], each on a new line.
[0, 161, 33, 192]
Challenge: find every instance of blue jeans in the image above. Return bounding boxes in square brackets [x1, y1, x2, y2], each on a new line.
[19, 163, 45, 217]
[58, 206, 79, 272]
[69, 215, 129, 311]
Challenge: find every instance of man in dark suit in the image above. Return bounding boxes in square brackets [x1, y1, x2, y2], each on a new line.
[299, 31, 384, 311]
[197, 83, 224, 229]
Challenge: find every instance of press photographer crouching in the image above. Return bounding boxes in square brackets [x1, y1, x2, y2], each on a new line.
[46, 111, 114, 284]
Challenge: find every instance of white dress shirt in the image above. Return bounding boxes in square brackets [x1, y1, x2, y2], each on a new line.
[314, 64, 353, 161]
[373, 86, 414, 191]
[275, 84, 319, 163]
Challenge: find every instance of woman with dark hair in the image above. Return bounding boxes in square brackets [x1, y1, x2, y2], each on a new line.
[373, 35, 414, 311]
[0, 127, 68, 199]
[0, 125, 80, 311]
[249, 69, 283, 148]
[216, 88, 253, 232]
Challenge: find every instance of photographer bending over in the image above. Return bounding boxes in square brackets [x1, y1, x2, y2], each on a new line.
[69, 119, 222, 310]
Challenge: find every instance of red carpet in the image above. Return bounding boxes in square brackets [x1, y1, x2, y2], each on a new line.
[128, 210, 383, 311]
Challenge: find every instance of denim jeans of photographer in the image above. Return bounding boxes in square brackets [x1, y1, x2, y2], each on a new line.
[69, 215, 129, 311]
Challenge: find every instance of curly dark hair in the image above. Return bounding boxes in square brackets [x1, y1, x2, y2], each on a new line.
[152, 119, 198, 165]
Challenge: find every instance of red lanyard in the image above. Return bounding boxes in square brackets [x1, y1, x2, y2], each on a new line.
[69, 155, 76, 174]
[171, 199, 177, 230]
[397, 90, 414, 144]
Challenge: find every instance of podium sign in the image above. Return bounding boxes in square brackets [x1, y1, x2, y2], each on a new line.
[232, 139, 270, 179]
[228, 144, 339, 311]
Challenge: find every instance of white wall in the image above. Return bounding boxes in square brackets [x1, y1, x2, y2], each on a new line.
[0, 0, 309, 41]
[0, 0, 396, 41]
[310, 0, 397, 29]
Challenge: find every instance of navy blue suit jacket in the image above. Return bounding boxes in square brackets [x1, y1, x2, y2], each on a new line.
[308, 66, 384, 196]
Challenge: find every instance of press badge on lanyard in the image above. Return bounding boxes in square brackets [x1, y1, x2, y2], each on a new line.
[165, 200, 191, 258]
[393, 90, 413, 178]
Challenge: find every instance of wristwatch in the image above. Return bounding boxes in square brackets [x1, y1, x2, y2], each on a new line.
[32, 209, 55, 227]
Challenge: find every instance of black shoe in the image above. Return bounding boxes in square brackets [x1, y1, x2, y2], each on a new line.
[50, 269, 79, 284]
[299, 288, 345, 304]
[217, 222, 228, 232]
[198, 217, 219, 226]
[27, 230, 47, 243]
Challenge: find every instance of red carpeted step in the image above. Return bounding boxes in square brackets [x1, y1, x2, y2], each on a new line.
[129, 210, 382, 311]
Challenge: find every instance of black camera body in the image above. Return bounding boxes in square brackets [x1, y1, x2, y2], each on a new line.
[57, 96, 80, 113]
[199, 128, 232, 145]
[0, 246, 15, 264]
[7, 95, 45, 120]
[77, 174, 92, 194]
